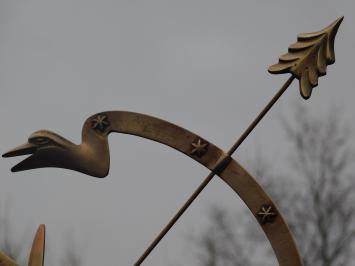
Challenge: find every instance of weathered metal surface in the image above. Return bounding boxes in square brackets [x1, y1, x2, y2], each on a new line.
[3, 111, 302, 265]
[269, 17, 343, 99]
[1, 17, 344, 266]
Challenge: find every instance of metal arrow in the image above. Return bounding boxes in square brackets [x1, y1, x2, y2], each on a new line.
[134, 16, 343, 266]
[1, 16, 343, 266]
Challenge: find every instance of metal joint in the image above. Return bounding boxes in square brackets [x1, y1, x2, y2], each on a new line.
[212, 153, 232, 175]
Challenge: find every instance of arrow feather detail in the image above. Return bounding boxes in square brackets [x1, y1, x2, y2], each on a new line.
[268, 17, 343, 99]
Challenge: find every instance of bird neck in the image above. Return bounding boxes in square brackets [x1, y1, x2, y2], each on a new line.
[78, 121, 110, 177]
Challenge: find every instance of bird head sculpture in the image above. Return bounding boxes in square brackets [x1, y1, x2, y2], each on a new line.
[2, 114, 110, 178]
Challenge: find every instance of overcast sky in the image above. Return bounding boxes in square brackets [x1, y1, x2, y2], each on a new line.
[1, 1, 354, 265]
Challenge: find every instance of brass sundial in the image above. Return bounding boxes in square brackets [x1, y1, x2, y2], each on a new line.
[1, 17, 344, 266]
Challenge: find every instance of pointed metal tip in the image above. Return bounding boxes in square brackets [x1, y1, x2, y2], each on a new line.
[2, 143, 37, 158]
[28, 224, 46, 266]
[2, 151, 14, 158]
[333, 16, 344, 27]
[37, 224, 46, 234]
[325, 16, 344, 34]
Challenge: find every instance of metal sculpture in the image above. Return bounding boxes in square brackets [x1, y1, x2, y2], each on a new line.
[0, 225, 45, 266]
[1, 17, 343, 265]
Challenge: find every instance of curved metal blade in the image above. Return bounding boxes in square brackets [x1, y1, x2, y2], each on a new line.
[28, 224, 45, 266]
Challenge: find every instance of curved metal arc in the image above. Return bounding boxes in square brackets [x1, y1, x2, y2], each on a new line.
[86, 111, 303, 266]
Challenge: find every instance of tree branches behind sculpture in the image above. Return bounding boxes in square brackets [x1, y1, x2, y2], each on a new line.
[59, 231, 85, 266]
[0, 208, 84, 266]
[192, 206, 251, 266]
[191, 105, 355, 266]
[0, 201, 26, 264]
[60, 245, 83, 266]
[280, 106, 355, 266]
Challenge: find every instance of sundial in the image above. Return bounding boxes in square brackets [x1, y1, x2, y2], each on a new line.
[0, 17, 343, 266]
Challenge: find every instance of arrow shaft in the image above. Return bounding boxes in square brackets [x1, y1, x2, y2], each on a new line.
[134, 75, 295, 266]
[227, 75, 295, 155]
[134, 171, 215, 266]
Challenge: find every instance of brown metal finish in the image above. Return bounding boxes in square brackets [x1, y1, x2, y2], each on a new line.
[269, 17, 343, 99]
[0, 252, 18, 266]
[0, 225, 45, 266]
[28, 224, 45, 266]
[3, 111, 302, 265]
[257, 205, 277, 224]
[134, 75, 295, 266]
[1, 17, 343, 266]
[137, 18, 343, 264]
[138, 19, 343, 259]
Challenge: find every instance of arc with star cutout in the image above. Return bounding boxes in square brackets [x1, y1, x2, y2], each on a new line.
[3, 111, 303, 266]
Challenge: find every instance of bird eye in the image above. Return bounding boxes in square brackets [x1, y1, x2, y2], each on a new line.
[29, 137, 51, 146]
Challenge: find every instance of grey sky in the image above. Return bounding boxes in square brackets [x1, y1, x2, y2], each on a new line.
[1, 1, 354, 265]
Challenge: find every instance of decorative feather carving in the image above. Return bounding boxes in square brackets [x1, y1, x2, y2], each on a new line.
[268, 17, 343, 99]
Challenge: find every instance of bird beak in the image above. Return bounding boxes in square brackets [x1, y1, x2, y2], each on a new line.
[3, 142, 37, 157]
[2, 142, 39, 172]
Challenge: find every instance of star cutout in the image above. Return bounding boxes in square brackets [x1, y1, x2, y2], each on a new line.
[190, 138, 208, 157]
[91, 114, 110, 132]
[257, 205, 277, 224]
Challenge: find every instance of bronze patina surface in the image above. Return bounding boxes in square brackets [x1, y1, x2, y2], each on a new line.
[28, 225, 45, 266]
[269, 17, 343, 99]
[2, 17, 343, 266]
[4, 111, 303, 265]
[134, 16, 343, 266]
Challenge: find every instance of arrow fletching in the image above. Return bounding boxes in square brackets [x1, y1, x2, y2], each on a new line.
[268, 16, 344, 99]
